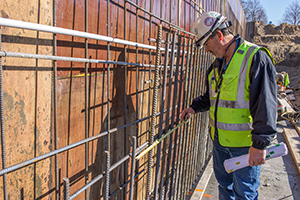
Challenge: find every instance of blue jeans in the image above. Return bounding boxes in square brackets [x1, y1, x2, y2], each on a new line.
[213, 142, 261, 200]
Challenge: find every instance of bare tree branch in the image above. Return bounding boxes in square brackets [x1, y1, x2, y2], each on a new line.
[281, 1, 300, 25]
[241, 0, 268, 24]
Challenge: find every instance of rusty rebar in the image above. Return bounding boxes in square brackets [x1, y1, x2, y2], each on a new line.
[63, 178, 70, 200]
[129, 136, 137, 200]
[146, 23, 163, 200]
[154, 32, 170, 200]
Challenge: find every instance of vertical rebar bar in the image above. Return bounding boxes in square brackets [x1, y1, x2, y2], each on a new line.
[191, 48, 202, 184]
[135, 1, 140, 198]
[174, 37, 190, 200]
[52, 0, 59, 199]
[129, 136, 137, 200]
[0, 23, 8, 200]
[137, 0, 147, 197]
[196, 49, 206, 174]
[147, 0, 153, 169]
[123, 2, 128, 199]
[33, 2, 41, 198]
[153, 33, 170, 200]
[63, 178, 70, 200]
[181, 42, 195, 199]
[169, 35, 186, 200]
[147, 8, 153, 198]
[175, 37, 191, 200]
[84, 0, 89, 199]
[146, 24, 162, 200]
[196, 51, 209, 175]
[105, 150, 110, 200]
[191, 46, 200, 185]
[166, 34, 182, 199]
[66, 0, 76, 190]
[188, 48, 199, 190]
[124, 39, 128, 200]
[189, 0, 192, 32]
[184, 45, 197, 196]
[159, 32, 176, 200]
[189, 47, 201, 189]
[106, 1, 111, 199]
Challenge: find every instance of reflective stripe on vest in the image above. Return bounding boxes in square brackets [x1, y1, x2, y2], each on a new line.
[209, 117, 253, 131]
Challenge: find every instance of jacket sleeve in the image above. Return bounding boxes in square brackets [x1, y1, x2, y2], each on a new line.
[249, 50, 277, 149]
[189, 61, 217, 113]
[190, 90, 210, 113]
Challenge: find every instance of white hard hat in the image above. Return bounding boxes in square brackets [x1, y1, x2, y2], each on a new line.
[193, 11, 231, 48]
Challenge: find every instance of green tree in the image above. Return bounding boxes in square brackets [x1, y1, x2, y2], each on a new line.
[241, 0, 268, 24]
[281, 1, 300, 25]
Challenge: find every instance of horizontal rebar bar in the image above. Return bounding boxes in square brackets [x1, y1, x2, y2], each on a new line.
[0, 18, 165, 51]
[0, 51, 142, 66]
[0, 51, 175, 73]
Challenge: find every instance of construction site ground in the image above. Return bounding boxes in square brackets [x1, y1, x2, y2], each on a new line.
[192, 119, 300, 200]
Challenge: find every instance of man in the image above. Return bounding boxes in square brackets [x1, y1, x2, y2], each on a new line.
[180, 11, 277, 200]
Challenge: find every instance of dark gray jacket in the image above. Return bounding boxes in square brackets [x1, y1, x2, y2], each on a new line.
[190, 37, 277, 149]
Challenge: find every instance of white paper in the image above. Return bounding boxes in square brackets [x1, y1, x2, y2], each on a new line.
[224, 142, 288, 173]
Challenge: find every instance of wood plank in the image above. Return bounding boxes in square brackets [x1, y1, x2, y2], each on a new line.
[283, 127, 300, 174]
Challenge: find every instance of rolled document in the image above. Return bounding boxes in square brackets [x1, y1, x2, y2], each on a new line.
[224, 142, 288, 173]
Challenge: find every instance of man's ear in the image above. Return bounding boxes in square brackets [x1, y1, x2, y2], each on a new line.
[217, 30, 223, 41]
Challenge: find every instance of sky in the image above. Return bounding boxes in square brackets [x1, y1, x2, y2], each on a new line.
[259, 0, 295, 25]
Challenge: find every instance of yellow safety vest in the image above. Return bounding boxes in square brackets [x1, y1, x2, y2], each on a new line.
[208, 41, 274, 147]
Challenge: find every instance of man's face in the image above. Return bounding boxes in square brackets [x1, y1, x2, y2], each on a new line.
[204, 33, 223, 58]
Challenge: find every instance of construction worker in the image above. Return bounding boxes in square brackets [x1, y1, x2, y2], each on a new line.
[180, 11, 277, 200]
[276, 71, 290, 92]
